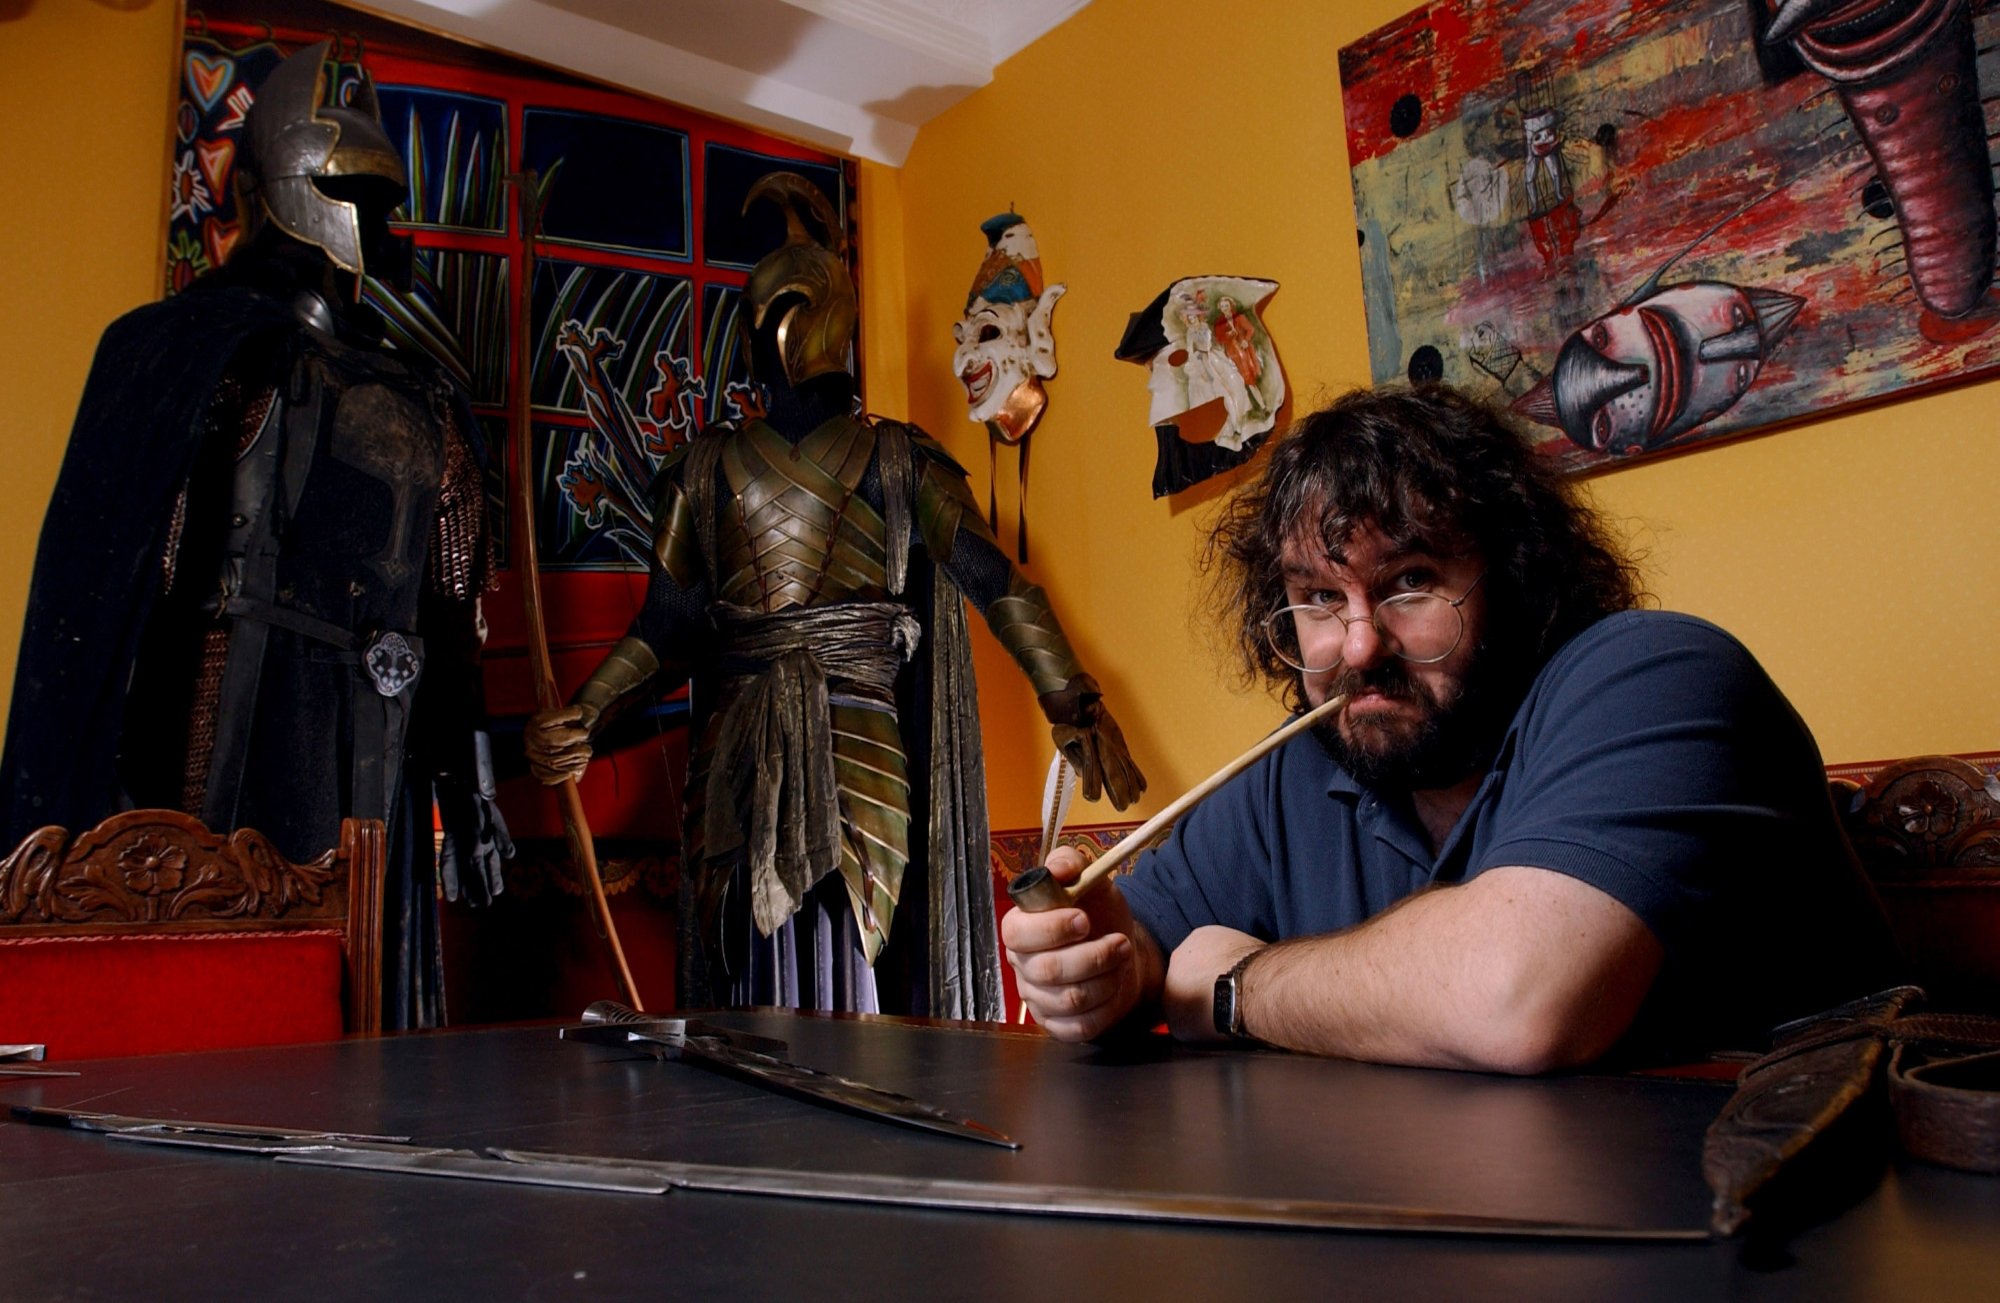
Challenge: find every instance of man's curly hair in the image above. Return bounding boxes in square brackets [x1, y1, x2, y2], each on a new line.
[1203, 384, 1646, 711]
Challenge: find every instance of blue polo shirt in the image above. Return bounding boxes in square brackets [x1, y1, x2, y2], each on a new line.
[1119, 610, 1901, 1056]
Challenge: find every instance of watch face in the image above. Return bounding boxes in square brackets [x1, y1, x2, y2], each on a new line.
[1213, 969, 1240, 1039]
[1215, 953, 1258, 1041]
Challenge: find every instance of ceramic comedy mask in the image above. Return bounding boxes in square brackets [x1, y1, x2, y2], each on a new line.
[951, 213, 1064, 444]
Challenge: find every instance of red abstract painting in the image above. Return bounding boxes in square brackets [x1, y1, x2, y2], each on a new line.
[1339, 0, 2000, 473]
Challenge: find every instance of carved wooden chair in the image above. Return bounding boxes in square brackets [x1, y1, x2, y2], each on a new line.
[0, 809, 384, 1059]
[1833, 755, 2000, 1010]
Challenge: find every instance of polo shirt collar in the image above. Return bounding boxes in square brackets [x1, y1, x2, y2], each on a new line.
[1320, 721, 1526, 879]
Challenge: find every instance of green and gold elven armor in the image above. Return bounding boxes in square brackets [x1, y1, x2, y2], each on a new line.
[524, 175, 1141, 1018]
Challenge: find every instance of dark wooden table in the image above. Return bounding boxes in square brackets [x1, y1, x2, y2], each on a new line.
[3, 1011, 1996, 1301]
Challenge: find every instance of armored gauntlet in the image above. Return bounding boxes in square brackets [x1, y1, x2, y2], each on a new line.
[522, 636, 661, 785]
[987, 574, 1146, 809]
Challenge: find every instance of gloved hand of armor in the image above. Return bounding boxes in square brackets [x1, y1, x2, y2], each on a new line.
[1039, 673, 1147, 810]
[523, 703, 599, 786]
[436, 730, 514, 905]
[523, 635, 663, 786]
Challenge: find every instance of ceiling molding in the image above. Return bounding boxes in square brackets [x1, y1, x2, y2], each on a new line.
[787, 0, 992, 73]
[352, 0, 1091, 166]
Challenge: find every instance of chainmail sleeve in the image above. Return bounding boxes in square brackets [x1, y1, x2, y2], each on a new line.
[631, 562, 713, 658]
[426, 408, 496, 601]
[908, 435, 1013, 610]
[172, 368, 279, 814]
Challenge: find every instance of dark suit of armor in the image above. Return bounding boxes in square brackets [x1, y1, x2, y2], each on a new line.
[527, 176, 1141, 1017]
[0, 43, 502, 1028]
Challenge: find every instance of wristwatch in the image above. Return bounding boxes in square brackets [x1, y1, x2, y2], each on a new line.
[1212, 950, 1261, 1042]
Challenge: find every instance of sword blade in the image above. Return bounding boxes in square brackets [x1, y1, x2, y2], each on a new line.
[11, 1105, 411, 1144]
[564, 1003, 1018, 1149]
[8, 1104, 1705, 1240]
[283, 1146, 675, 1194]
[674, 1038, 1019, 1149]
[492, 1148, 1710, 1242]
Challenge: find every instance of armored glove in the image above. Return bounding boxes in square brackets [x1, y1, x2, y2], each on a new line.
[523, 703, 596, 785]
[1039, 673, 1146, 809]
[522, 636, 662, 786]
[436, 730, 513, 905]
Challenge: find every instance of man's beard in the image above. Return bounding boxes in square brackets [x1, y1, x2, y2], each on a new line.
[1312, 640, 1524, 790]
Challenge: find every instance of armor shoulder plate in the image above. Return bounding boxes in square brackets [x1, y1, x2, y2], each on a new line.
[651, 458, 705, 590]
[902, 424, 997, 565]
[904, 422, 972, 478]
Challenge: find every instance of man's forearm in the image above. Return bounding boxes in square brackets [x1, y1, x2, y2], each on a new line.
[1235, 867, 1660, 1073]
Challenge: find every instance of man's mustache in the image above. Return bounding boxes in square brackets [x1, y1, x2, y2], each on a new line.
[1327, 660, 1423, 702]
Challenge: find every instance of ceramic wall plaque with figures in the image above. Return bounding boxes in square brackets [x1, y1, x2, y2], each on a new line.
[1115, 275, 1285, 497]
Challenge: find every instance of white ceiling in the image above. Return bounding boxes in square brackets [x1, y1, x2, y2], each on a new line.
[358, 0, 1093, 165]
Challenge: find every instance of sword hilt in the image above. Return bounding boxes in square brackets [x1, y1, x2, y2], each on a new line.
[582, 1000, 656, 1027]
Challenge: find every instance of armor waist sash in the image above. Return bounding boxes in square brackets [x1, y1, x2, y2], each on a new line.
[705, 601, 920, 939]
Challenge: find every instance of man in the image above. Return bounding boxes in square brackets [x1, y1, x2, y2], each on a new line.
[0, 42, 505, 1028]
[1005, 384, 1898, 1070]
[527, 174, 1141, 1019]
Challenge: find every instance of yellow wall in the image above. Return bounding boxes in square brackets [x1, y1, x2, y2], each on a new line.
[0, 0, 181, 731]
[3, 0, 1996, 839]
[896, 0, 2000, 831]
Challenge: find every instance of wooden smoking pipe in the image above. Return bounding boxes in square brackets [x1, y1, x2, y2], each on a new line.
[1007, 694, 1348, 912]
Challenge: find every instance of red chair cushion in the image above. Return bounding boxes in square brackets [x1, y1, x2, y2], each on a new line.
[0, 931, 346, 1060]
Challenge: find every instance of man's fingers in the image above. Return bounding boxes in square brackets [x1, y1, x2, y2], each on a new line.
[1000, 903, 1090, 953]
[1006, 927, 1138, 1042]
[1012, 930, 1130, 988]
[1014, 968, 1126, 1018]
[1043, 845, 1090, 884]
[1035, 1011, 1125, 1043]
[1014, 966, 1133, 1040]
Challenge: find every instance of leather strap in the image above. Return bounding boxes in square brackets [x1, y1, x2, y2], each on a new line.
[1885, 1015, 2000, 1174]
[214, 594, 362, 653]
[1703, 989, 2000, 1235]
[1747, 1000, 2000, 1173]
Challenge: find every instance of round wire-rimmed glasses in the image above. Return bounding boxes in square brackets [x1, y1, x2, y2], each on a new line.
[1263, 573, 1485, 673]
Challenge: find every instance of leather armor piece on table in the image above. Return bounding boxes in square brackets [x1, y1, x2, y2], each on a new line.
[1704, 984, 2000, 1237]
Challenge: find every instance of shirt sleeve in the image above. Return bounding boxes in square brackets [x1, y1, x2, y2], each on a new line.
[1470, 613, 1826, 957]
[1118, 740, 1287, 955]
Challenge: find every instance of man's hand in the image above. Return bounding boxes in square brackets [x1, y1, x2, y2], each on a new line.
[523, 704, 596, 785]
[1163, 925, 1265, 1042]
[1002, 846, 1158, 1041]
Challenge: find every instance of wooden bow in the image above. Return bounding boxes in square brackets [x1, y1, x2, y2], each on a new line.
[507, 169, 643, 1010]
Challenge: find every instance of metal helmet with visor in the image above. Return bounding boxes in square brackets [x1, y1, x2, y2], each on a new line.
[741, 173, 857, 386]
[238, 40, 408, 280]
